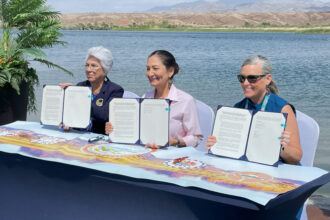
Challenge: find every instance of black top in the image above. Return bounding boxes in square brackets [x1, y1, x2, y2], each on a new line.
[77, 77, 124, 134]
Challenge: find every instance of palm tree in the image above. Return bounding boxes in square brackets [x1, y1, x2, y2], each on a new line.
[0, 0, 71, 112]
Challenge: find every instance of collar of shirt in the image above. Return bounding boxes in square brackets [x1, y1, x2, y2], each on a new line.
[246, 92, 270, 111]
[166, 84, 180, 102]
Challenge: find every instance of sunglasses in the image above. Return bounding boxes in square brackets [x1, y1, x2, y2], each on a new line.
[237, 74, 266, 83]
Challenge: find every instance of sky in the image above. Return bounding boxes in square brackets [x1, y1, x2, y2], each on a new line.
[46, 0, 330, 14]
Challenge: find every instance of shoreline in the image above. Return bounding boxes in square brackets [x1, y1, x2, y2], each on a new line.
[60, 26, 330, 34]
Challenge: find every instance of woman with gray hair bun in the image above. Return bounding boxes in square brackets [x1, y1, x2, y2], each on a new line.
[60, 46, 124, 134]
[206, 55, 302, 165]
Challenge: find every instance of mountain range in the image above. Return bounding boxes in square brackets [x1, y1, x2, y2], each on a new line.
[147, 0, 330, 13]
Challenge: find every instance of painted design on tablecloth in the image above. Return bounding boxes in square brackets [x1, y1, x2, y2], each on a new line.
[0, 126, 304, 195]
[81, 143, 152, 157]
[0, 128, 20, 136]
[31, 136, 66, 145]
[227, 171, 272, 183]
[163, 156, 206, 169]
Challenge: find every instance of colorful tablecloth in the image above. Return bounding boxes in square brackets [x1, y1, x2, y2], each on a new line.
[0, 121, 328, 205]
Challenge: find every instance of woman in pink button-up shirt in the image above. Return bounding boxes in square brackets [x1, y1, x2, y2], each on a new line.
[106, 50, 203, 148]
[143, 50, 203, 148]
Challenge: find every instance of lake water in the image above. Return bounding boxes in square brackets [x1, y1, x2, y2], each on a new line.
[27, 30, 330, 204]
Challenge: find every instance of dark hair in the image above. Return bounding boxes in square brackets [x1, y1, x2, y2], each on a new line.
[148, 50, 180, 81]
[242, 55, 279, 95]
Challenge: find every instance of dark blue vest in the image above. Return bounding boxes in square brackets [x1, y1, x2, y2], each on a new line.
[234, 92, 295, 114]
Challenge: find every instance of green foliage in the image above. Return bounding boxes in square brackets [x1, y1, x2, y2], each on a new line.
[261, 22, 271, 27]
[162, 20, 169, 26]
[295, 28, 330, 34]
[0, 0, 72, 112]
[244, 22, 253, 27]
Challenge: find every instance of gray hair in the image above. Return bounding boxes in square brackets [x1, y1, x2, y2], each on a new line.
[86, 46, 113, 74]
[241, 55, 279, 95]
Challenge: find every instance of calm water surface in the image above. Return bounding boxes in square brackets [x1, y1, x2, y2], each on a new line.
[27, 30, 330, 200]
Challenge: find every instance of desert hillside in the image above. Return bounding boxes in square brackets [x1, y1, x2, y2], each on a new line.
[60, 12, 330, 28]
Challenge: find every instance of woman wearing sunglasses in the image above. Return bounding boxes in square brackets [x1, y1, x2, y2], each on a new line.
[206, 55, 302, 165]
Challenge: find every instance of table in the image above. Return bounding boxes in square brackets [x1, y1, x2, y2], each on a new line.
[0, 122, 329, 219]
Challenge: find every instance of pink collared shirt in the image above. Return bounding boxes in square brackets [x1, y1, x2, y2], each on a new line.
[143, 84, 203, 147]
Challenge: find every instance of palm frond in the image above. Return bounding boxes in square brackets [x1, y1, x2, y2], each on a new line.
[14, 8, 60, 27]
[34, 58, 73, 76]
[18, 48, 46, 59]
[16, 19, 65, 49]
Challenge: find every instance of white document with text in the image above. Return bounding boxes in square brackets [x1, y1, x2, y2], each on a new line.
[211, 107, 252, 159]
[41, 85, 64, 126]
[41, 85, 91, 128]
[109, 98, 140, 144]
[245, 111, 286, 165]
[140, 99, 169, 147]
[109, 98, 169, 147]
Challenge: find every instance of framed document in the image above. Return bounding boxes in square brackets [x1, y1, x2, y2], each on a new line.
[210, 106, 287, 166]
[109, 98, 169, 147]
[40, 85, 92, 129]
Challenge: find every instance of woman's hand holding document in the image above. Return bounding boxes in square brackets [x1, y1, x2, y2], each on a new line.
[108, 98, 169, 148]
[40, 85, 92, 129]
[209, 106, 286, 166]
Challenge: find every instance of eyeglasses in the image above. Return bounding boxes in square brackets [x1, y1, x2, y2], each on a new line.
[85, 63, 100, 70]
[237, 74, 266, 83]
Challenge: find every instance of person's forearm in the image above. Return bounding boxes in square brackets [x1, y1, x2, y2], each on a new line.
[280, 145, 302, 165]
